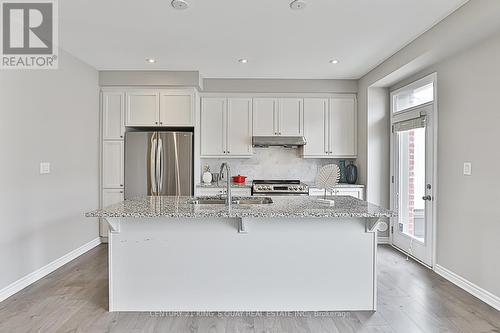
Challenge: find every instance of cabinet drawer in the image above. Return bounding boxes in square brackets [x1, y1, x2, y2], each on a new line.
[309, 187, 364, 200]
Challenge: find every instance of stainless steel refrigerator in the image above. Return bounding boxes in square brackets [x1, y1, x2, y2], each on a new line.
[124, 131, 193, 199]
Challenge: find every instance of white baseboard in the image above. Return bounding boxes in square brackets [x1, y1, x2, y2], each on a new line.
[434, 264, 500, 311]
[0, 237, 101, 303]
[377, 236, 390, 244]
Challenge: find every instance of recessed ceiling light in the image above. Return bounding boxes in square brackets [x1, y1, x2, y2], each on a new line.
[238, 59, 248, 64]
[146, 58, 157, 64]
[329, 59, 339, 64]
[171, 0, 189, 10]
[290, 0, 306, 10]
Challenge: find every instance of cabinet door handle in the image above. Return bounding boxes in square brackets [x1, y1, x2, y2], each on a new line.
[119, 191, 123, 193]
[120, 184, 124, 187]
[155, 121, 159, 125]
[159, 122, 163, 125]
[227, 151, 230, 154]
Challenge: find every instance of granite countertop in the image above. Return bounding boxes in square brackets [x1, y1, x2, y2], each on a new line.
[86, 195, 395, 219]
[196, 182, 251, 188]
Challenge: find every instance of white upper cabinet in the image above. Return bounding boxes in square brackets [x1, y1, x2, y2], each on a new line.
[227, 98, 253, 156]
[201, 97, 253, 158]
[252, 98, 277, 136]
[102, 140, 124, 189]
[303, 98, 328, 156]
[278, 98, 303, 136]
[302, 95, 357, 158]
[102, 92, 125, 140]
[125, 90, 160, 126]
[159, 89, 195, 126]
[329, 96, 357, 157]
[125, 89, 195, 127]
[253, 98, 303, 136]
[201, 98, 226, 156]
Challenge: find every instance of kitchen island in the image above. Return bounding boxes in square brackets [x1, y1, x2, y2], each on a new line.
[86, 196, 394, 312]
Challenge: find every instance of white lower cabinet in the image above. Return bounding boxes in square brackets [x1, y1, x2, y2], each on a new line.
[201, 97, 252, 157]
[309, 186, 365, 200]
[196, 187, 251, 197]
[100, 189, 124, 237]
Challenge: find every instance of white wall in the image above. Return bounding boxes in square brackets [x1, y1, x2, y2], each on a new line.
[367, 88, 390, 238]
[358, 1, 500, 302]
[203, 78, 357, 93]
[399, 32, 500, 297]
[357, 0, 500, 186]
[0, 50, 99, 291]
[99, 70, 202, 89]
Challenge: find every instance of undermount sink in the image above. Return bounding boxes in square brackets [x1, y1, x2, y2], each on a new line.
[189, 196, 273, 205]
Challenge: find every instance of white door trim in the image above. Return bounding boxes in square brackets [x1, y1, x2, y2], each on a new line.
[389, 72, 438, 268]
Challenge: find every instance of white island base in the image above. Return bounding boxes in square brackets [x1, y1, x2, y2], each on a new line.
[105, 216, 380, 312]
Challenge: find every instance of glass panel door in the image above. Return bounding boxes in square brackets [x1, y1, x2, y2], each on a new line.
[397, 127, 426, 242]
[392, 109, 434, 266]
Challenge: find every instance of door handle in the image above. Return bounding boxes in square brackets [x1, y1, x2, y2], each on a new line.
[422, 195, 432, 201]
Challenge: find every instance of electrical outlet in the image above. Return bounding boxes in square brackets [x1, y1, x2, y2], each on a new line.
[463, 162, 472, 176]
[40, 162, 50, 174]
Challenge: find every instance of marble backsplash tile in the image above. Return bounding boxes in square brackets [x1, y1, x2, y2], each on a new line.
[201, 147, 355, 183]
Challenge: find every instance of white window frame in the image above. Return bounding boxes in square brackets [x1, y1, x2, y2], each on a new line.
[391, 73, 435, 115]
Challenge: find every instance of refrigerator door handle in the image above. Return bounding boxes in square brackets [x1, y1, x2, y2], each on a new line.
[150, 134, 158, 195]
[157, 137, 164, 194]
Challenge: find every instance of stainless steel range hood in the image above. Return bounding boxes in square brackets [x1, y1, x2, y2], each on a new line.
[252, 136, 307, 148]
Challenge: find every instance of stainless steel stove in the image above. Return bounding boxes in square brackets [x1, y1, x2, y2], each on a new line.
[252, 180, 309, 196]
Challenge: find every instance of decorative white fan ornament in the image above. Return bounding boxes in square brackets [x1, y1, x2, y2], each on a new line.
[315, 164, 341, 205]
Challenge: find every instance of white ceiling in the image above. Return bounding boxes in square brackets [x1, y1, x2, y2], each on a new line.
[60, 0, 468, 79]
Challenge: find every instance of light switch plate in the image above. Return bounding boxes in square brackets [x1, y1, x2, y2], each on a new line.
[463, 162, 472, 176]
[40, 162, 50, 174]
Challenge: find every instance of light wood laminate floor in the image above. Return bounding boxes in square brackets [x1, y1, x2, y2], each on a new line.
[0, 244, 499, 333]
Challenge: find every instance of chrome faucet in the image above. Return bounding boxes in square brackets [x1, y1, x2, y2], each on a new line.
[219, 162, 232, 206]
